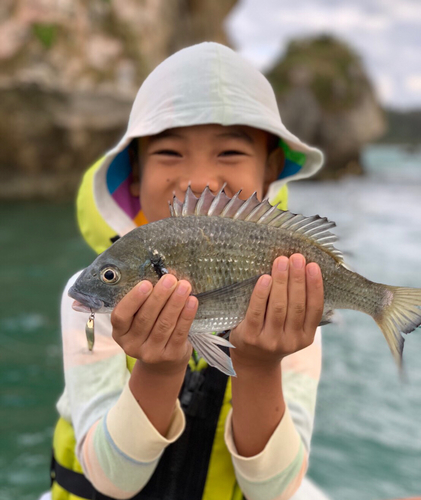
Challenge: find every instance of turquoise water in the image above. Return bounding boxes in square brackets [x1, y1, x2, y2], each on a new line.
[290, 145, 421, 499]
[1, 144, 420, 499]
[0, 204, 95, 498]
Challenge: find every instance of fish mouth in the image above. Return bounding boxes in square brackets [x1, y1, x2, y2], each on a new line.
[68, 286, 105, 312]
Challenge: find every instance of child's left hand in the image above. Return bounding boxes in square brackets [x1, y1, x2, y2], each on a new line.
[229, 254, 324, 370]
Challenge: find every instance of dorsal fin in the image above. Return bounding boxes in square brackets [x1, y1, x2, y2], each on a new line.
[182, 184, 199, 216]
[169, 187, 344, 262]
[208, 184, 231, 216]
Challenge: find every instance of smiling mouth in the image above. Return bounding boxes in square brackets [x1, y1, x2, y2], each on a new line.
[68, 286, 105, 312]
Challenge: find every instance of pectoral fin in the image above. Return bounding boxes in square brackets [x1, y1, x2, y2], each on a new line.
[194, 275, 260, 317]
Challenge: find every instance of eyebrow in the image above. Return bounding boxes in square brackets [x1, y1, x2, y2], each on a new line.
[148, 131, 186, 144]
[216, 130, 254, 144]
[147, 128, 254, 145]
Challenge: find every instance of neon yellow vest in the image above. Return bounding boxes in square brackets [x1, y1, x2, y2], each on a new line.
[52, 357, 244, 500]
[52, 159, 289, 500]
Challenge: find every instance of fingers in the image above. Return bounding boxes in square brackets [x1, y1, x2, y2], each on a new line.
[266, 256, 289, 332]
[231, 254, 324, 366]
[145, 279, 192, 348]
[243, 274, 272, 335]
[165, 295, 198, 351]
[129, 274, 178, 343]
[111, 280, 153, 336]
[243, 254, 323, 340]
[303, 262, 324, 333]
[111, 273, 196, 368]
[284, 254, 307, 333]
[282, 254, 323, 338]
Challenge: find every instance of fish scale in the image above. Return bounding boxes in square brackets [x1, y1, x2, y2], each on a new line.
[69, 185, 421, 376]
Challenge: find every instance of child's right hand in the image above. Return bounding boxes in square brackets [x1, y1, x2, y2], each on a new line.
[111, 274, 198, 375]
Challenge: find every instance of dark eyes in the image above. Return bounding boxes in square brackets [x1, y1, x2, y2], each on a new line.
[219, 150, 244, 157]
[100, 267, 121, 284]
[153, 150, 245, 157]
[154, 150, 182, 157]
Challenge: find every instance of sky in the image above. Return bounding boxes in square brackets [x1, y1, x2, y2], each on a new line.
[225, 0, 421, 109]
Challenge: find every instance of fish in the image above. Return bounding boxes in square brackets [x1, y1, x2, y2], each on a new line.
[68, 185, 421, 376]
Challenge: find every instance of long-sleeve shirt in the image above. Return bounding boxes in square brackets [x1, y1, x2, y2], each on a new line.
[57, 272, 322, 500]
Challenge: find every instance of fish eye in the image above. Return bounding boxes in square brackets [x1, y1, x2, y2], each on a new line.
[100, 267, 121, 285]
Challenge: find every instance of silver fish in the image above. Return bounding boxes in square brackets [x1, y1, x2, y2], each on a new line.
[69, 185, 421, 376]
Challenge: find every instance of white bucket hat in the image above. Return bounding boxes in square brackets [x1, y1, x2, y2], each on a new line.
[88, 42, 324, 242]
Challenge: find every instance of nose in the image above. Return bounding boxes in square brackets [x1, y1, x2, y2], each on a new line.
[179, 168, 221, 197]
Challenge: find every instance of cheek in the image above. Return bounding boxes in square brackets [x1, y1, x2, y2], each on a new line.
[139, 163, 159, 219]
[226, 164, 266, 200]
[139, 174, 175, 222]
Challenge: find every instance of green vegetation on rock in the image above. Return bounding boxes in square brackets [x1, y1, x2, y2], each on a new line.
[267, 35, 373, 111]
[265, 34, 385, 179]
[33, 24, 58, 49]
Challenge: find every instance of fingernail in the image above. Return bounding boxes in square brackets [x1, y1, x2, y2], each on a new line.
[277, 257, 288, 272]
[139, 281, 151, 294]
[176, 282, 190, 296]
[186, 297, 196, 309]
[307, 263, 319, 277]
[163, 275, 176, 289]
[260, 275, 271, 287]
[291, 254, 304, 269]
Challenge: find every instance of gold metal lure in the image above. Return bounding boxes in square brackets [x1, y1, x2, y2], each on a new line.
[86, 311, 95, 351]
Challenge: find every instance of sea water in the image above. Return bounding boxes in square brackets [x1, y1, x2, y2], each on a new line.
[0, 144, 420, 499]
[290, 144, 421, 500]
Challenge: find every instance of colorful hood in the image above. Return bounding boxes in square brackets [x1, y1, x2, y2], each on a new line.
[77, 42, 324, 254]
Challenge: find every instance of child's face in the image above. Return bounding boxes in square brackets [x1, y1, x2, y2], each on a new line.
[131, 124, 282, 223]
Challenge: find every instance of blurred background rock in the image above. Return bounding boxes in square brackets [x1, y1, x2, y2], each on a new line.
[266, 35, 385, 179]
[3, 0, 417, 199]
[0, 0, 236, 200]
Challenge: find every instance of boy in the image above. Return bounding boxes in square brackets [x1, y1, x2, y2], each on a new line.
[50, 42, 327, 500]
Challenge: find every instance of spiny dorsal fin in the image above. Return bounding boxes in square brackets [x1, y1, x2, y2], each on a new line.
[169, 186, 343, 262]
[208, 184, 231, 216]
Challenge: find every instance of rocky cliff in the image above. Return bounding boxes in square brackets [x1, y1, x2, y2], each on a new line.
[0, 0, 237, 199]
[1, 8, 387, 199]
[266, 35, 386, 179]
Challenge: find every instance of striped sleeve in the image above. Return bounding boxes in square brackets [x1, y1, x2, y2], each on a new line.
[82, 383, 185, 497]
[59, 273, 185, 498]
[224, 328, 322, 500]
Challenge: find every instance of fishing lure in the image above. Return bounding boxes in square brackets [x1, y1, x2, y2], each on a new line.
[85, 311, 95, 351]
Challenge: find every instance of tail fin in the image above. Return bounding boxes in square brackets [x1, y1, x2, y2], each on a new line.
[188, 332, 236, 376]
[375, 286, 421, 370]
